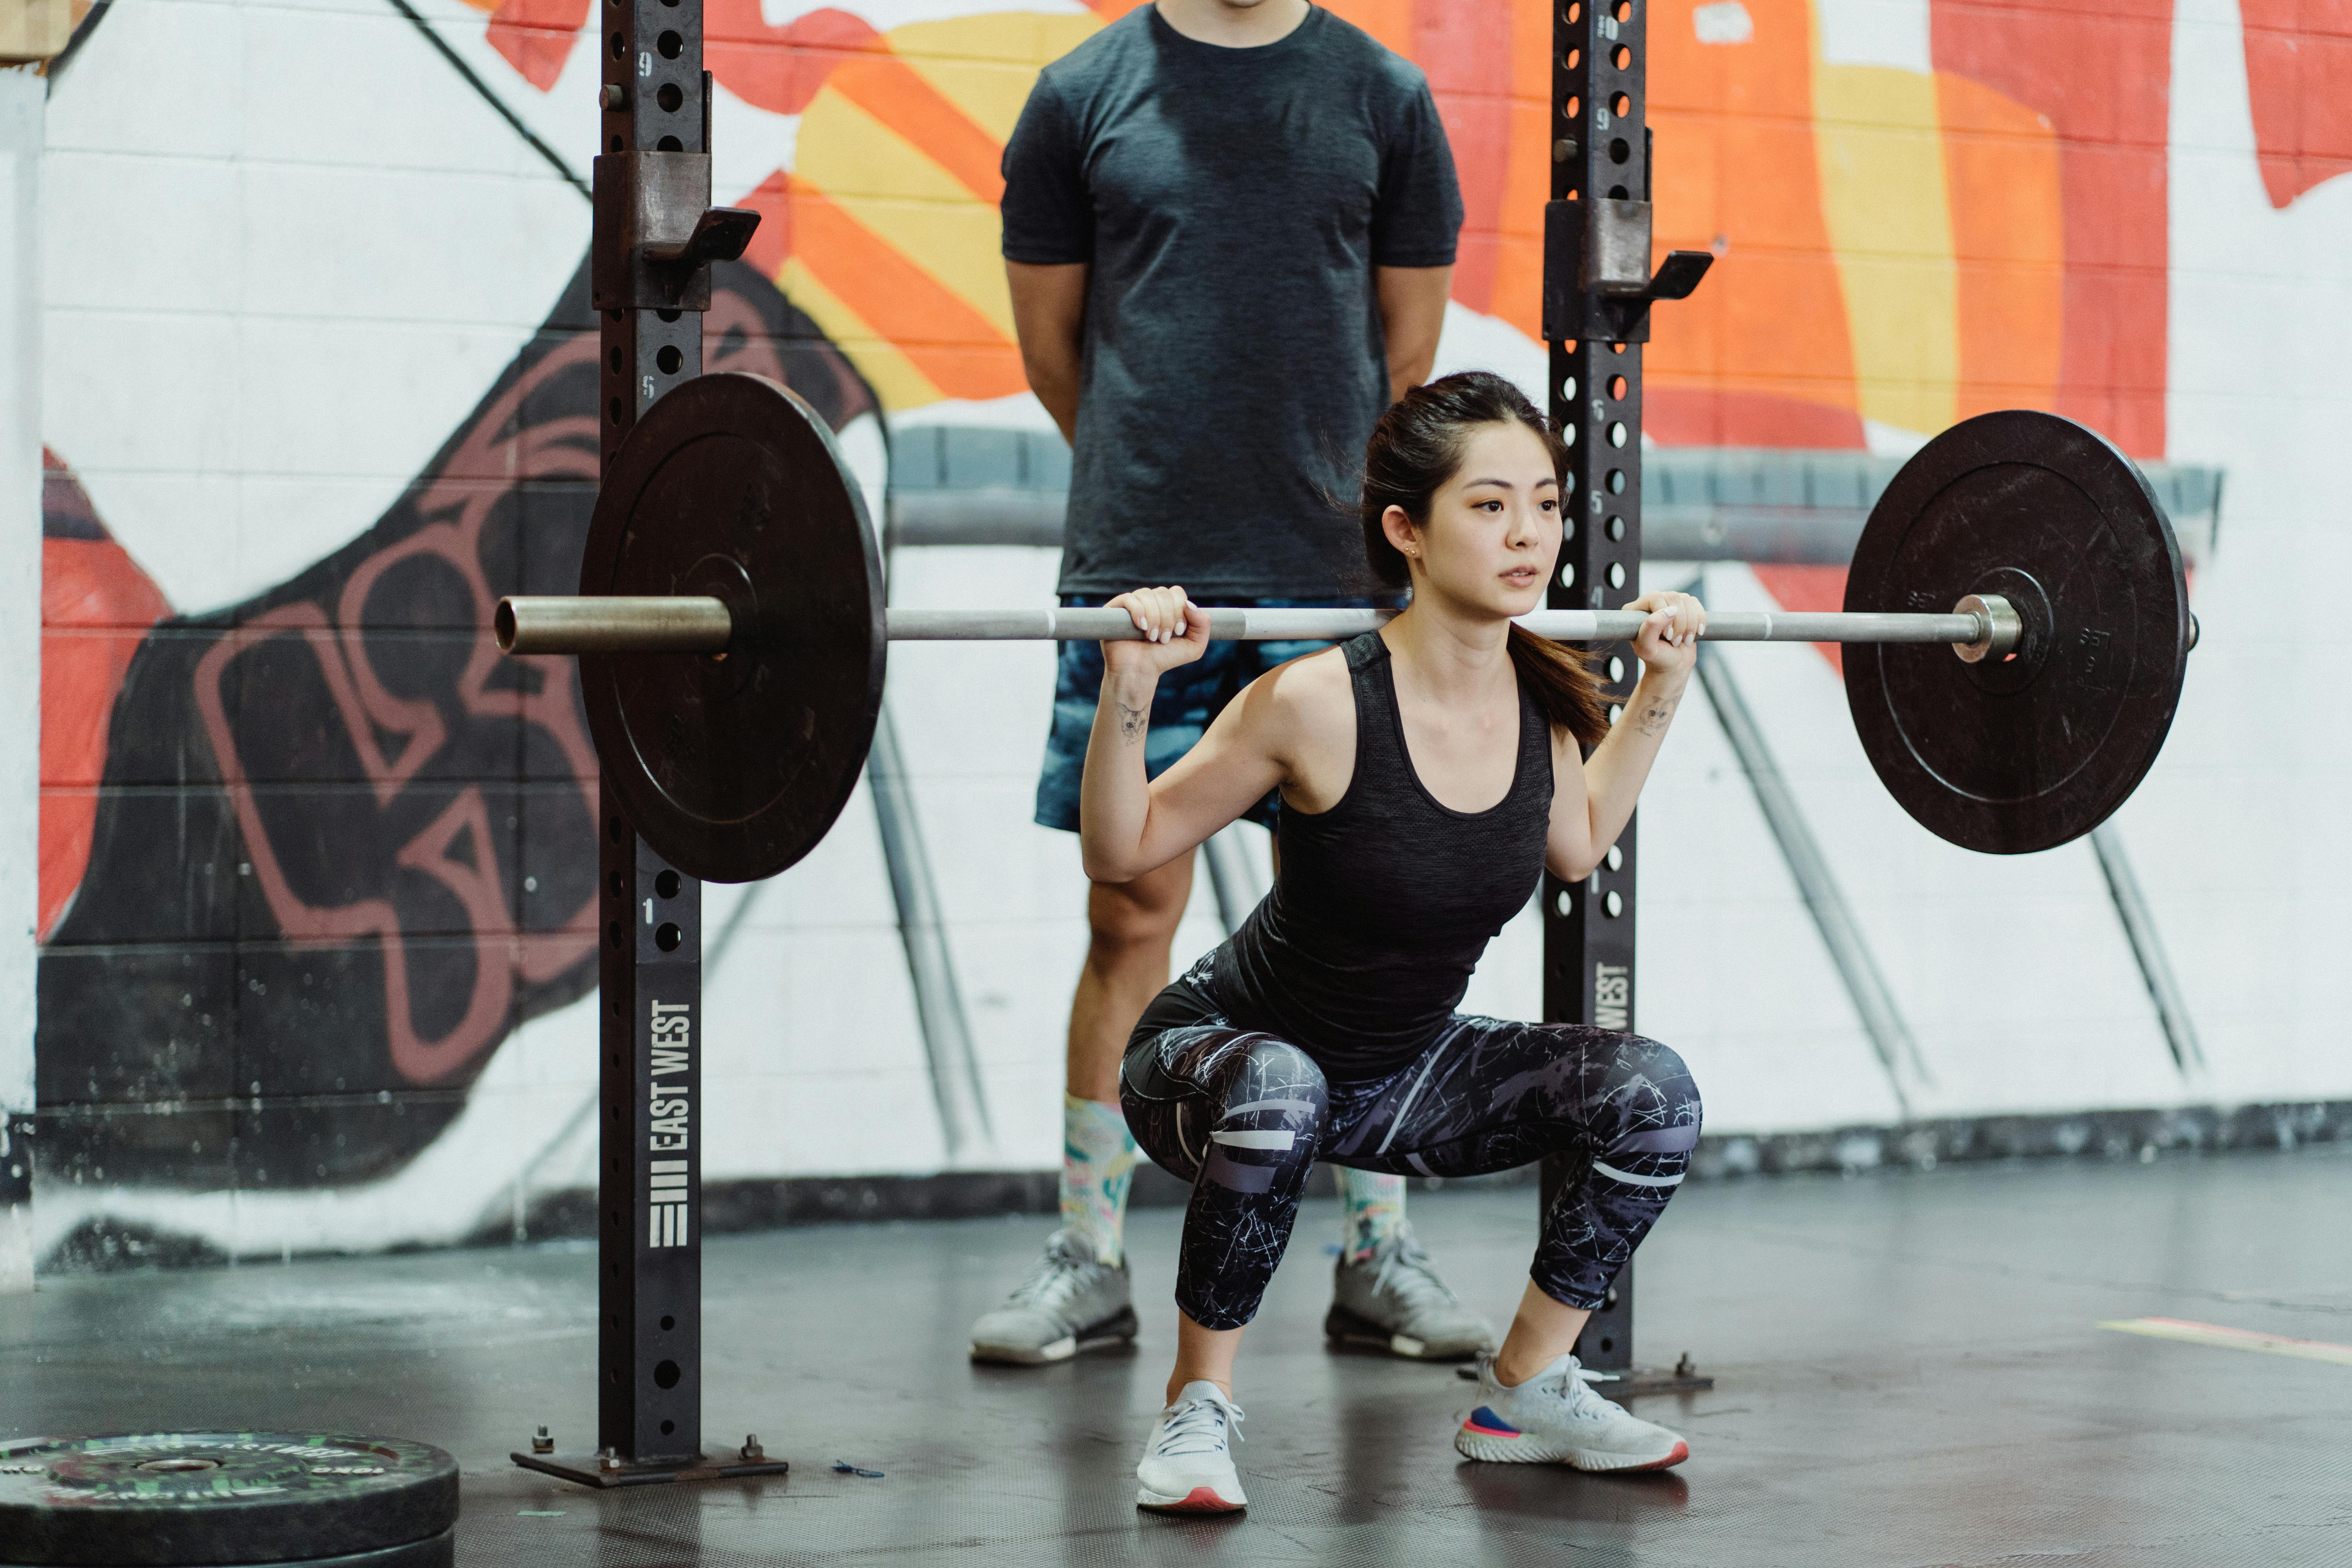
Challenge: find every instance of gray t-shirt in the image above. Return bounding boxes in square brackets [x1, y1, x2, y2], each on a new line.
[1000, 5, 1463, 599]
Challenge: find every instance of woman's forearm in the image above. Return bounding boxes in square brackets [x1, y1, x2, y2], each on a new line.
[1579, 670, 1690, 857]
[1078, 664, 1161, 880]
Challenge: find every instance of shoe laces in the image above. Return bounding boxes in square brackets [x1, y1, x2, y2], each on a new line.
[1367, 1227, 1463, 1313]
[1155, 1390, 1244, 1458]
[1006, 1233, 1098, 1310]
[1526, 1355, 1612, 1419]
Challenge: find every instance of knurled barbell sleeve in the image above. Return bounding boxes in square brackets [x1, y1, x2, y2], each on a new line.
[496, 595, 737, 655]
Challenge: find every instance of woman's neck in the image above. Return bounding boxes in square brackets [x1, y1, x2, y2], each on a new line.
[1379, 590, 1517, 707]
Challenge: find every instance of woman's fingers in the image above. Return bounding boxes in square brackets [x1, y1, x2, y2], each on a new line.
[1117, 586, 1196, 644]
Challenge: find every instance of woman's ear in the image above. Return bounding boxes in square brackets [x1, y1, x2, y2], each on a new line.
[1380, 503, 1423, 563]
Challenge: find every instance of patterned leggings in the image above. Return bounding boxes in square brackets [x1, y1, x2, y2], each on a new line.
[1120, 978, 1703, 1331]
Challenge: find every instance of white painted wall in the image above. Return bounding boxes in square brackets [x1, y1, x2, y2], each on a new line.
[0, 65, 43, 1293]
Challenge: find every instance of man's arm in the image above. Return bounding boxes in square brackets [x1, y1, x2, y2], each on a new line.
[1376, 264, 1452, 402]
[1006, 260, 1090, 444]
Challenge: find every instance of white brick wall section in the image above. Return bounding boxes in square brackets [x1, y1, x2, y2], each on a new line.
[0, 67, 43, 1296]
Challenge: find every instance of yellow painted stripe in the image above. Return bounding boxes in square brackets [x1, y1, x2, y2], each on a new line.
[777, 256, 944, 413]
[2099, 1317, 2352, 1368]
[794, 93, 1018, 341]
[891, 12, 1104, 143]
[1812, 63, 1958, 439]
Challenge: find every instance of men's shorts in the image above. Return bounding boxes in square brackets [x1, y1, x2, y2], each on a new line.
[1034, 595, 1395, 834]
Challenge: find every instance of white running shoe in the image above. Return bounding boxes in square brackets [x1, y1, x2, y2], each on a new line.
[1134, 1380, 1248, 1513]
[1454, 1352, 1690, 1472]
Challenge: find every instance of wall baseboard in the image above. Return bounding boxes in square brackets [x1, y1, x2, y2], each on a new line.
[36, 1099, 2348, 1273]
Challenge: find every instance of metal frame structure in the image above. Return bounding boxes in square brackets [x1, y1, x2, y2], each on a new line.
[512, 0, 783, 1488]
[1539, 0, 1713, 1394]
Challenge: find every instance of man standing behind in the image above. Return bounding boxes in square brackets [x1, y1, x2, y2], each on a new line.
[969, 0, 1496, 1367]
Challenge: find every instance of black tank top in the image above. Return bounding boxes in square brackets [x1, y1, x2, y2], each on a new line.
[1206, 632, 1555, 1081]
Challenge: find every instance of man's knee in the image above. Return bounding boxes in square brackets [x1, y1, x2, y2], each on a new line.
[1085, 856, 1192, 956]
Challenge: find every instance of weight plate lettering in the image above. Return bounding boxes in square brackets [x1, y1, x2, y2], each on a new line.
[1843, 410, 2190, 854]
[577, 373, 886, 883]
[0, 1433, 457, 1567]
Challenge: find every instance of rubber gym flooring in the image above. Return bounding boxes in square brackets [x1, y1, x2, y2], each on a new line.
[4, 1143, 2347, 1568]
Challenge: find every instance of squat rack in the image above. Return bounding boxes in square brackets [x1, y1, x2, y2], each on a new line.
[521, 0, 1730, 1485]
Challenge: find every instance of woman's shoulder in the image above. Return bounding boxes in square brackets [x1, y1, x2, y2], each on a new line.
[1229, 642, 1355, 743]
[1261, 641, 1355, 701]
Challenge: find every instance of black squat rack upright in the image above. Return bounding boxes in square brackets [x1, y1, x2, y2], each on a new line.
[1540, 0, 1717, 1397]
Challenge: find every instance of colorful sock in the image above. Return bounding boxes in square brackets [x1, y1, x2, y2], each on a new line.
[1060, 1093, 1139, 1267]
[1337, 1167, 1407, 1261]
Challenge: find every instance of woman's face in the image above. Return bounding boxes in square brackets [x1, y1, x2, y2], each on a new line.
[1387, 421, 1563, 619]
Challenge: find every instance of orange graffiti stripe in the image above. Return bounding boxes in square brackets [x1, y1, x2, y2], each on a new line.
[1938, 72, 2063, 421]
[830, 53, 1007, 206]
[783, 176, 1026, 401]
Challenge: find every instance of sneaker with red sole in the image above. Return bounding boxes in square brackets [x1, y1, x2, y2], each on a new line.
[1135, 1380, 1247, 1512]
[1454, 1352, 1690, 1472]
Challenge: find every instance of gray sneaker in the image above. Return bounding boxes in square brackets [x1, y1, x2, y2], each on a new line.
[969, 1229, 1139, 1365]
[1324, 1223, 1496, 1361]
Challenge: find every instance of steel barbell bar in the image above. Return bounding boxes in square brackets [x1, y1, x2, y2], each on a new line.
[496, 593, 2024, 661]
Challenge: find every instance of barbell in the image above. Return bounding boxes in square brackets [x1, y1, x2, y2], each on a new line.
[498, 373, 2196, 882]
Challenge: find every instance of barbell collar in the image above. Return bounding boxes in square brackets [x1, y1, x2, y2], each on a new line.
[1949, 593, 2024, 663]
[497, 595, 2016, 655]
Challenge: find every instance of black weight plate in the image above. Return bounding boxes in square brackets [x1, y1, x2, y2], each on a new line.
[4, 1529, 453, 1568]
[1843, 409, 2190, 854]
[0, 1434, 457, 1567]
[578, 373, 885, 883]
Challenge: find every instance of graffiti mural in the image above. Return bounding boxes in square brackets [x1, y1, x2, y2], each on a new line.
[27, 0, 2352, 1262]
[38, 258, 877, 1194]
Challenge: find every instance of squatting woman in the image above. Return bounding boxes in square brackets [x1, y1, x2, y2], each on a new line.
[1078, 371, 1706, 1513]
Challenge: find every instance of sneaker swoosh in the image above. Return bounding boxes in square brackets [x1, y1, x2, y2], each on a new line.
[1461, 1406, 1521, 1437]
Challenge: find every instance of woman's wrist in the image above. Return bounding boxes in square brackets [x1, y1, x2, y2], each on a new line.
[1101, 666, 1159, 747]
[1625, 670, 1688, 737]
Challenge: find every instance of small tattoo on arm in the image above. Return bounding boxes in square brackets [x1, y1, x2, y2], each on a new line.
[1636, 699, 1675, 737]
[1117, 701, 1148, 745]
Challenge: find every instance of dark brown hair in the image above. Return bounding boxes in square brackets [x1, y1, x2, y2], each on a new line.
[1361, 371, 1611, 746]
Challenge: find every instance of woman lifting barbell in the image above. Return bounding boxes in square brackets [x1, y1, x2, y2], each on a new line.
[1079, 371, 1707, 1514]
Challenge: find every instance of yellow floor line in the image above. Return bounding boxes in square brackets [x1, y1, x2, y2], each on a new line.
[2099, 1316, 2352, 1367]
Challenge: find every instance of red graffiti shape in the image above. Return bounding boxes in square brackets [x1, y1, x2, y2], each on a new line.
[488, 0, 591, 92]
[2241, 0, 2352, 209]
[705, 3, 882, 118]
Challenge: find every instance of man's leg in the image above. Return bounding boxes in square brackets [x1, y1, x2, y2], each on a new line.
[1335, 1167, 1406, 1261]
[1055, 857, 1193, 1261]
[974, 596, 1234, 1364]
[1067, 857, 1195, 1104]
[970, 860, 1193, 1364]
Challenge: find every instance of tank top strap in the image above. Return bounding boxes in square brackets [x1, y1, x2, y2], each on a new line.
[1337, 632, 1406, 779]
[1515, 661, 1554, 791]
[1338, 630, 1388, 676]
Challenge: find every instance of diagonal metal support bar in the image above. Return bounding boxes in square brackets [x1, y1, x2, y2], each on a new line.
[867, 706, 996, 1161]
[2089, 823, 2206, 1076]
